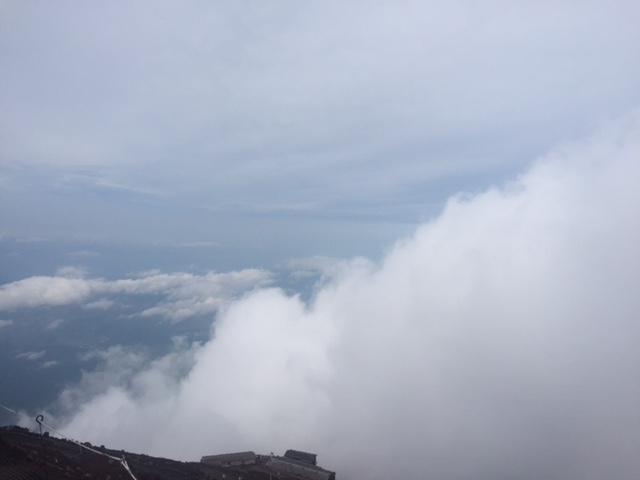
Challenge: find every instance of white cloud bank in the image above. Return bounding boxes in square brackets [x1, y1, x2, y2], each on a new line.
[0, 269, 272, 321]
[47, 114, 640, 479]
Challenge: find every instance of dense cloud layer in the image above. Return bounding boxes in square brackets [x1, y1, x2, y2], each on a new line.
[41, 115, 640, 479]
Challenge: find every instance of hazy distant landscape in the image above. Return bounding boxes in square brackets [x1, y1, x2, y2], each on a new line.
[0, 239, 325, 413]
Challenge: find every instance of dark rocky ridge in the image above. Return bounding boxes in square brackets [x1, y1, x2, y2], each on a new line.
[0, 426, 336, 480]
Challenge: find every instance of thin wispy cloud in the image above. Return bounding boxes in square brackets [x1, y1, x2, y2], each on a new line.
[84, 299, 115, 311]
[16, 351, 47, 361]
[41, 360, 61, 369]
[277, 256, 345, 280]
[67, 250, 103, 259]
[0, 319, 13, 329]
[45, 319, 64, 331]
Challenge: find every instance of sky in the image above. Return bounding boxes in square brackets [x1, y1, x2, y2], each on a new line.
[2, 0, 638, 257]
[1, 1, 640, 479]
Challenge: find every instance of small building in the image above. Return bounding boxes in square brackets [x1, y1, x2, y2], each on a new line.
[201, 451, 256, 467]
[284, 450, 317, 466]
[266, 457, 335, 480]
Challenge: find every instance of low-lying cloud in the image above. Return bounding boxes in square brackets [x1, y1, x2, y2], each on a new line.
[0, 269, 272, 321]
[41, 114, 640, 479]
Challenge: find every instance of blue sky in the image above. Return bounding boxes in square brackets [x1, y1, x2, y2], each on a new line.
[2, 2, 640, 479]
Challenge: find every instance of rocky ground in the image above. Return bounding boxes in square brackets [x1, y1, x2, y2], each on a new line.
[0, 425, 283, 480]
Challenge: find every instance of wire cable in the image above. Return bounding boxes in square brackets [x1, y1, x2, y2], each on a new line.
[0, 402, 139, 480]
